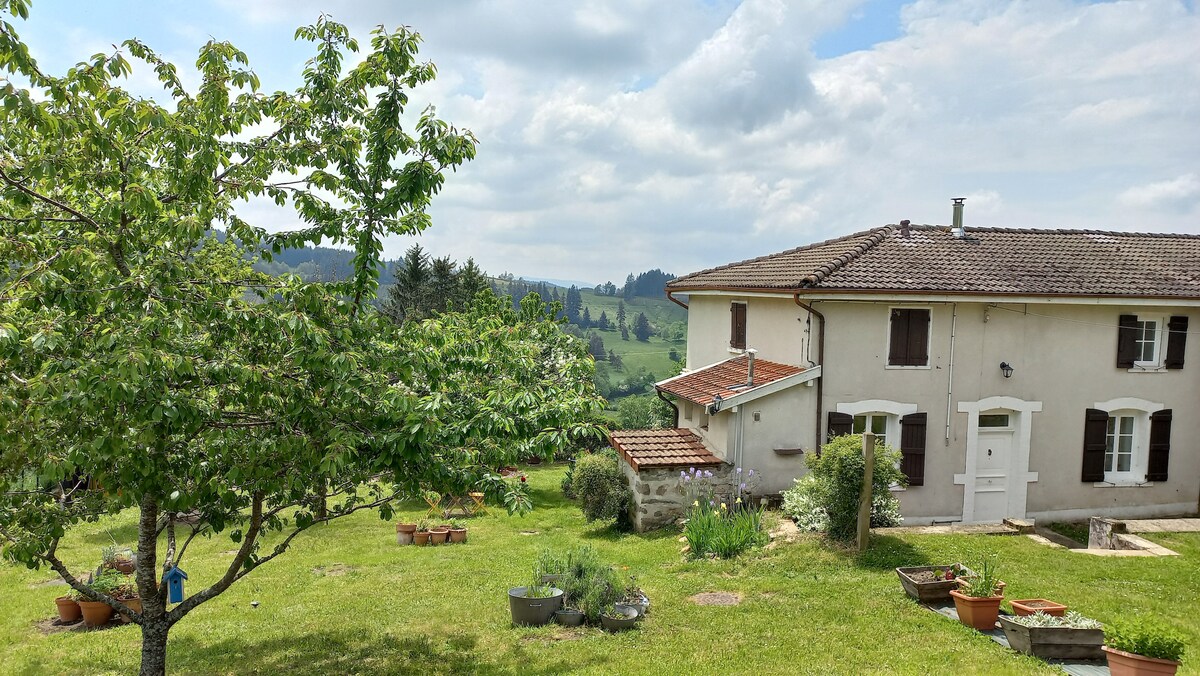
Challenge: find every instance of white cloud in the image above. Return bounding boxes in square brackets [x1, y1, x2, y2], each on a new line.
[1118, 174, 1200, 209]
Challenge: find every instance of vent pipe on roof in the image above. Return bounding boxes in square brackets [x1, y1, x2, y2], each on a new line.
[951, 198, 966, 238]
[899, 219, 911, 238]
[746, 348, 757, 388]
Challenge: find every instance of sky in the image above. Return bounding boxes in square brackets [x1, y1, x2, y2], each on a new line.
[9, 0, 1200, 285]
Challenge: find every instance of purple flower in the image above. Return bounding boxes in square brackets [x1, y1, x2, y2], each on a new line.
[737, 467, 743, 474]
[739, 482, 747, 490]
[684, 475, 691, 482]
[680, 470, 686, 480]
[689, 467, 696, 474]
[709, 500, 715, 506]
[703, 470, 713, 478]
[748, 469, 755, 477]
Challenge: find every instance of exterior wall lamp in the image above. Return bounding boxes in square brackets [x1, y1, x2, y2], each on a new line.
[999, 362, 1014, 378]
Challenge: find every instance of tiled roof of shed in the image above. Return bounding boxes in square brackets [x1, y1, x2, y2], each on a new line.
[610, 428, 722, 470]
[656, 355, 805, 406]
[667, 225, 1200, 298]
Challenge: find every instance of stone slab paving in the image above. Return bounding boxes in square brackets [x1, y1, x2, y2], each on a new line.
[921, 601, 1109, 676]
[1122, 518, 1200, 533]
[876, 523, 1017, 536]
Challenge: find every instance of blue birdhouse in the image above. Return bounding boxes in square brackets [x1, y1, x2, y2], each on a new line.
[164, 566, 188, 604]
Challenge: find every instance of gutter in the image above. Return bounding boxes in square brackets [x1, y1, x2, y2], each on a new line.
[666, 289, 689, 309]
[793, 294, 825, 453]
[656, 387, 680, 428]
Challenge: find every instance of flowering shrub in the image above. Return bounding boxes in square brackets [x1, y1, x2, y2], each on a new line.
[782, 434, 904, 540]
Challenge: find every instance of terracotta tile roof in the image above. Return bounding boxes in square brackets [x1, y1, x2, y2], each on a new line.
[610, 428, 722, 470]
[667, 225, 1200, 298]
[657, 355, 805, 406]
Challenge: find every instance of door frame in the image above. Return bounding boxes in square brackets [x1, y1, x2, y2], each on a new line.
[954, 396, 1042, 523]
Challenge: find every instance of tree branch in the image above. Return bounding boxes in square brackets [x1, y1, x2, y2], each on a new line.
[43, 537, 138, 622]
[167, 491, 263, 625]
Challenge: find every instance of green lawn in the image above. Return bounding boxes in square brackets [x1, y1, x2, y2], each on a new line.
[3, 465, 1197, 674]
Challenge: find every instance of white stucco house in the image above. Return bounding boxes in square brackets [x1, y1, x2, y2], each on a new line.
[613, 210, 1200, 530]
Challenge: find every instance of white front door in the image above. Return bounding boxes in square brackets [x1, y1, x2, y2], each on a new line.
[973, 427, 1013, 522]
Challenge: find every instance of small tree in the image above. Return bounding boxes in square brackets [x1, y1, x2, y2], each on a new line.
[632, 312, 652, 341]
[570, 451, 631, 528]
[781, 434, 905, 539]
[615, 395, 673, 430]
[588, 333, 606, 360]
[597, 311, 610, 331]
[0, 8, 602, 674]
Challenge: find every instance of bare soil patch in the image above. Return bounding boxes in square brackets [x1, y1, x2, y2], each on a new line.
[312, 563, 356, 577]
[35, 617, 121, 635]
[688, 592, 743, 606]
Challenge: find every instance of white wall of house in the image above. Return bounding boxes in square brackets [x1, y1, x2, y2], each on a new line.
[681, 293, 1199, 523]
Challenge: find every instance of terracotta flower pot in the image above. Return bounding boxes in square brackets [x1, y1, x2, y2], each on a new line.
[118, 597, 142, 624]
[78, 599, 114, 627]
[1104, 646, 1180, 676]
[112, 560, 135, 575]
[54, 596, 82, 623]
[1010, 598, 1067, 617]
[413, 530, 431, 546]
[428, 529, 449, 545]
[449, 528, 467, 544]
[950, 589, 1004, 631]
[396, 522, 417, 545]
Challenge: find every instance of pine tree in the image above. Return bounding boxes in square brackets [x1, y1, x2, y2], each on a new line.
[633, 312, 652, 341]
[588, 333, 606, 359]
[622, 273, 636, 300]
[581, 306, 592, 329]
[429, 255, 458, 312]
[384, 243, 431, 323]
[616, 301, 627, 327]
[456, 258, 490, 306]
[564, 285, 582, 324]
[621, 325, 630, 341]
[608, 349, 623, 369]
[597, 311, 610, 330]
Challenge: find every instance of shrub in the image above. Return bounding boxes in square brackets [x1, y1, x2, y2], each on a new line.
[570, 450, 632, 528]
[1106, 618, 1187, 663]
[683, 502, 767, 559]
[781, 434, 905, 540]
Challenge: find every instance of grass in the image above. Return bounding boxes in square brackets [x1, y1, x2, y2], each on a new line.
[3, 465, 1199, 674]
[1045, 521, 1090, 545]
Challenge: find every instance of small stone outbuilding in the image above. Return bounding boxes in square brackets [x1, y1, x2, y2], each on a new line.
[611, 428, 730, 532]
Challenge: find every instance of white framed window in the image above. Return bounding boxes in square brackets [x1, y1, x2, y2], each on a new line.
[853, 413, 889, 438]
[1133, 317, 1163, 367]
[1091, 398, 1164, 485]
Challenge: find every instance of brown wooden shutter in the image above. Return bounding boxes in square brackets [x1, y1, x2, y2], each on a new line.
[1147, 409, 1172, 482]
[1081, 408, 1109, 482]
[827, 412, 853, 440]
[1116, 314, 1138, 368]
[888, 309, 908, 365]
[1165, 316, 1188, 370]
[907, 309, 930, 366]
[900, 412, 927, 486]
[730, 303, 747, 349]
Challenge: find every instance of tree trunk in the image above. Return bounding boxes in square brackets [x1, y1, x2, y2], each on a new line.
[139, 619, 169, 676]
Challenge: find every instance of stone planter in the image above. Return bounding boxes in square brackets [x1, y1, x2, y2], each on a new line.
[396, 523, 417, 545]
[895, 565, 973, 603]
[507, 587, 563, 627]
[1104, 646, 1180, 676]
[998, 616, 1104, 660]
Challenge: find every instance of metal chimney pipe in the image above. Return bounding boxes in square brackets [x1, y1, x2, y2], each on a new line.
[951, 198, 966, 237]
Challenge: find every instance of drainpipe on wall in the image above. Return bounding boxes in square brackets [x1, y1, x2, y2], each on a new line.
[656, 388, 680, 428]
[945, 303, 957, 445]
[793, 294, 825, 452]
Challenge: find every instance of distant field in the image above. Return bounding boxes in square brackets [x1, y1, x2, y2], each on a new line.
[578, 294, 687, 408]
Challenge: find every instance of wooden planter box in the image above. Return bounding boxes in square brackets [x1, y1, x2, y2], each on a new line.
[998, 616, 1105, 660]
[896, 565, 973, 603]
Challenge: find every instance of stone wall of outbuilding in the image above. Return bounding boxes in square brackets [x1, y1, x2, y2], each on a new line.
[620, 461, 734, 532]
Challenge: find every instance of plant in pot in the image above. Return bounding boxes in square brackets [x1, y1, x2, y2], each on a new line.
[508, 567, 563, 627]
[895, 563, 972, 603]
[1010, 598, 1068, 617]
[998, 611, 1105, 660]
[428, 522, 450, 545]
[536, 548, 568, 584]
[578, 566, 623, 626]
[396, 520, 418, 545]
[113, 578, 141, 624]
[1103, 618, 1186, 676]
[76, 570, 124, 627]
[554, 577, 586, 627]
[448, 519, 468, 544]
[413, 519, 432, 546]
[101, 544, 136, 575]
[600, 603, 639, 632]
[949, 560, 1005, 631]
[618, 575, 649, 618]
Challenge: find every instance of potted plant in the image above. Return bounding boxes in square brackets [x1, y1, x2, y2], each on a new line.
[54, 594, 82, 623]
[949, 560, 1005, 631]
[536, 549, 567, 584]
[114, 578, 141, 624]
[600, 604, 639, 632]
[1010, 598, 1067, 617]
[1103, 619, 1186, 676]
[507, 569, 563, 627]
[998, 611, 1105, 660]
[448, 519, 468, 544]
[895, 563, 972, 602]
[101, 544, 136, 575]
[428, 523, 450, 545]
[77, 570, 123, 627]
[619, 575, 649, 618]
[413, 519, 432, 546]
[395, 521, 418, 545]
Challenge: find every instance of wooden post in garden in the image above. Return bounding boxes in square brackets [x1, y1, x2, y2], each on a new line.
[857, 432, 876, 553]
